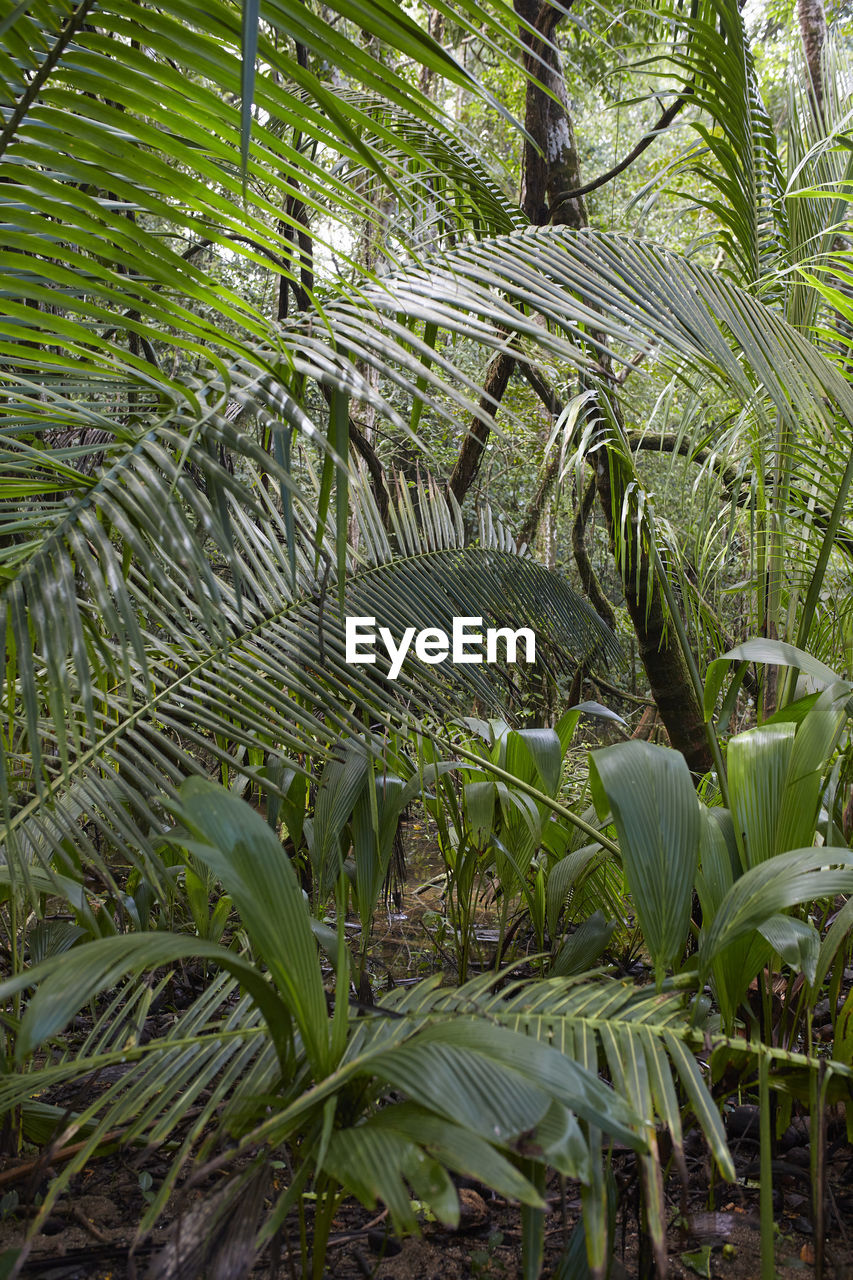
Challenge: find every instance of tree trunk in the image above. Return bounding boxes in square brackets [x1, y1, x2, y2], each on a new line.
[446, 0, 587, 504]
[797, 0, 828, 120]
[594, 445, 710, 773]
[514, 0, 587, 230]
[515, 0, 711, 774]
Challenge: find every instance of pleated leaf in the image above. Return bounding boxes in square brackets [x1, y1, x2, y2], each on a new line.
[589, 741, 700, 985]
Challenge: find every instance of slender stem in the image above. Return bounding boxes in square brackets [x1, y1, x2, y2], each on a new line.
[298, 1190, 308, 1277]
[520, 1158, 546, 1280]
[452, 745, 620, 855]
[495, 889, 510, 973]
[312, 1177, 343, 1280]
[814, 1059, 827, 1280]
[759, 1021, 775, 1280]
[10, 896, 20, 1023]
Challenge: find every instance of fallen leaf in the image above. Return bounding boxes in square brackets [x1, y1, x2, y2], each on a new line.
[681, 1245, 712, 1277]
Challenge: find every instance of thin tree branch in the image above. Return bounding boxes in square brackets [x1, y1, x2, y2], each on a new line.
[558, 94, 689, 202]
[572, 473, 616, 629]
[518, 449, 560, 547]
[616, 348, 650, 386]
[349, 419, 390, 525]
[447, 349, 514, 502]
[516, 362, 567, 545]
[628, 432, 853, 560]
[594, 675, 655, 706]
[319, 384, 390, 524]
[0, 0, 98, 159]
[520, 361, 563, 416]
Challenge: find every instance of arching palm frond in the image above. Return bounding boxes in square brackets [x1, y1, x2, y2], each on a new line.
[784, 34, 853, 334]
[329, 225, 853, 657]
[0, 791, 649, 1267]
[319, 93, 527, 248]
[0, 0, 529, 373]
[0, 932, 731, 1273]
[0, 0, 543, 814]
[626, 9, 853, 672]
[2, 463, 616, 890]
[647, 0, 787, 290]
[0, 0, 529, 617]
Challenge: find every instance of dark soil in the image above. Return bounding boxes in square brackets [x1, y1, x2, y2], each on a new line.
[1, 1130, 851, 1278]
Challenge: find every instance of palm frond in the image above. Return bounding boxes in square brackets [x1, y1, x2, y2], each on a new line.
[331, 223, 853, 660]
[321, 92, 526, 246]
[653, 0, 787, 289]
[2, 464, 615, 888]
[784, 33, 853, 333]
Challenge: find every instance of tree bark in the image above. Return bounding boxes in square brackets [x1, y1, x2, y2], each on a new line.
[446, 0, 587, 502]
[571, 474, 616, 631]
[447, 349, 514, 501]
[514, 0, 587, 228]
[593, 442, 710, 773]
[797, 0, 828, 121]
[445, 0, 712, 772]
[515, 0, 711, 774]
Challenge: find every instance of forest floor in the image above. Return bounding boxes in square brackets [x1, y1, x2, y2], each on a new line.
[1, 821, 851, 1279]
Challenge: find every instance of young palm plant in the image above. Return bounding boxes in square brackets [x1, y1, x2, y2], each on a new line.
[589, 643, 853, 1278]
[0, 776, 649, 1278]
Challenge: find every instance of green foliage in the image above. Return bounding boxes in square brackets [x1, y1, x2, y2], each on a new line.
[590, 741, 699, 985]
[0, 780, 654, 1274]
[3, 0, 853, 1275]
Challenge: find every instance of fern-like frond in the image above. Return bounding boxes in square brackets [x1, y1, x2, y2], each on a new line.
[2, 465, 615, 887]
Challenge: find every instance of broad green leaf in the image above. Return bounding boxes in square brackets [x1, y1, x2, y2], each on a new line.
[777, 680, 852, 851]
[728, 682, 851, 869]
[509, 728, 563, 796]
[814, 895, 853, 992]
[695, 808, 739, 920]
[323, 1124, 457, 1235]
[551, 911, 616, 977]
[696, 807, 765, 1028]
[368, 1019, 644, 1150]
[590, 741, 700, 984]
[311, 741, 370, 899]
[174, 778, 332, 1073]
[338, 1101, 543, 1209]
[700, 847, 853, 975]
[533, 1101, 591, 1181]
[705, 641, 841, 720]
[728, 723, 795, 869]
[463, 781, 496, 847]
[757, 914, 820, 986]
[545, 845, 600, 936]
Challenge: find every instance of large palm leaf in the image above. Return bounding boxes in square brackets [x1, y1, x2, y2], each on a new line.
[0, 779, 648, 1274]
[0, 0, 530, 665]
[316, 222, 853, 692]
[656, 0, 787, 289]
[628, 7, 853, 676]
[4, 769, 850, 1277]
[1, 464, 616, 890]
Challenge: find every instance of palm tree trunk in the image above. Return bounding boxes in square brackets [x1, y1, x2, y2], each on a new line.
[593, 444, 711, 772]
[515, 0, 712, 773]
